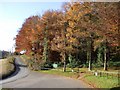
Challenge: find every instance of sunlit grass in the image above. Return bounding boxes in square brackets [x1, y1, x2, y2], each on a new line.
[39, 68, 80, 78]
[39, 67, 119, 89]
[84, 74, 119, 88]
[0, 57, 15, 78]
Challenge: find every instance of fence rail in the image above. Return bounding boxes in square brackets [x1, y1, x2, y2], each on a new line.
[91, 70, 120, 79]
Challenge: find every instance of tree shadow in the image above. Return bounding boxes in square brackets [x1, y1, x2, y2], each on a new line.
[1, 58, 27, 80]
[1, 62, 20, 80]
[110, 86, 120, 90]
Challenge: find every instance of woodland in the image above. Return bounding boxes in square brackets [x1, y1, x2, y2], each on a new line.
[15, 1, 120, 71]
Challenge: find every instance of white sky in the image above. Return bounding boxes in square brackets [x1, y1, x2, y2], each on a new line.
[0, 1, 64, 52]
[0, 19, 22, 51]
[0, 3, 22, 51]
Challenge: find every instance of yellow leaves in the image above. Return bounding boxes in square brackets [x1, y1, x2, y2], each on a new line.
[65, 45, 73, 52]
[66, 33, 70, 37]
[94, 39, 104, 50]
[69, 21, 75, 27]
[68, 37, 77, 43]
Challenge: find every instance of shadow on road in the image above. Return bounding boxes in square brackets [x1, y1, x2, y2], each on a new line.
[1, 58, 27, 80]
[110, 86, 120, 90]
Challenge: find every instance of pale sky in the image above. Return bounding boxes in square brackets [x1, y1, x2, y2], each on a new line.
[0, 1, 67, 52]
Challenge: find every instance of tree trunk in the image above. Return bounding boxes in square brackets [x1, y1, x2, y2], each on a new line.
[104, 48, 107, 71]
[88, 50, 92, 71]
[63, 61, 66, 72]
[87, 37, 92, 71]
[42, 26, 48, 62]
[62, 21, 68, 72]
[63, 52, 66, 72]
[103, 39, 108, 71]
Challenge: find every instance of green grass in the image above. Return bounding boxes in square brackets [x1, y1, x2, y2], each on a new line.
[39, 67, 91, 79]
[20, 55, 120, 89]
[39, 68, 79, 78]
[92, 67, 119, 73]
[39, 67, 119, 89]
[84, 74, 119, 88]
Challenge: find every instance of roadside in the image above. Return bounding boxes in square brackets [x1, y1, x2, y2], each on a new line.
[20, 55, 119, 89]
[38, 68, 119, 89]
[0, 57, 15, 79]
[0, 57, 29, 84]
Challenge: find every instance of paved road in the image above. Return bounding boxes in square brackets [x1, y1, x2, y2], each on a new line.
[1, 57, 92, 88]
[0, 57, 29, 85]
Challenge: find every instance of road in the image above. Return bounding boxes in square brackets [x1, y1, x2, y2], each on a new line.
[1, 57, 92, 88]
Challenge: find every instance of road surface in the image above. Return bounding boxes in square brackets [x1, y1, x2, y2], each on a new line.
[1, 57, 92, 88]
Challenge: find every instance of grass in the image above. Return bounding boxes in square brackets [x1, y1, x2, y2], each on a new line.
[84, 74, 119, 89]
[21, 55, 120, 88]
[39, 67, 119, 89]
[20, 55, 31, 64]
[39, 68, 79, 78]
[0, 56, 15, 78]
[92, 67, 119, 73]
[39, 67, 89, 77]
[1, 88, 14, 90]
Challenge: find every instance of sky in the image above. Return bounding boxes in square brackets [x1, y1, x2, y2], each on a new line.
[0, 1, 67, 52]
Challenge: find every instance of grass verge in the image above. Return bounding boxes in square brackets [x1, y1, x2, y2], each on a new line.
[39, 68, 119, 89]
[0, 56, 15, 79]
[83, 74, 119, 89]
[39, 68, 79, 78]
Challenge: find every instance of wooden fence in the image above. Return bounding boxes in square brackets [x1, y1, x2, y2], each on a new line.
[91, 70, 120, 79]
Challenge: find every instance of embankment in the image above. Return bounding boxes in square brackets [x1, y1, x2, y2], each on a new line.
[0, 57, 15, 79]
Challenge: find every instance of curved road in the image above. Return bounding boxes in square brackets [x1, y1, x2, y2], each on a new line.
[1, 57, 92, 88]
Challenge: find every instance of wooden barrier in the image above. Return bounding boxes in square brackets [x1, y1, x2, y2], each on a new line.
[92, 70, 119, 79]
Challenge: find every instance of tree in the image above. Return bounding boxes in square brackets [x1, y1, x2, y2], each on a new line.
[63, 1, 96, 71]
[15, 1, 119, 71]
[41, 10, 64, 66]
[15, 16, 42, 55]
[94, 2, 119, 70]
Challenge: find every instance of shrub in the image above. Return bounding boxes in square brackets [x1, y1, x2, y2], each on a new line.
[40, 61, 53, 70]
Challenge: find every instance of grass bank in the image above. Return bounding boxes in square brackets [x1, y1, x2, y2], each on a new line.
[39, 68, 119, 89]
[0, 57, 15, 79]
[83, 74, 119, 89]
[39, 68, 80, 78]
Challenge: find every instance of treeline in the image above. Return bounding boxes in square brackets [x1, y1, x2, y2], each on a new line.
[15, 1, 120, 71]
[0, 50, 11, 59]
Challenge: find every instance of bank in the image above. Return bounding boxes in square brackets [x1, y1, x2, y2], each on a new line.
[0, 57, 15, 79]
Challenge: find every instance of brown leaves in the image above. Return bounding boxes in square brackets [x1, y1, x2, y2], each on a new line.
[15, 1, 119, 60]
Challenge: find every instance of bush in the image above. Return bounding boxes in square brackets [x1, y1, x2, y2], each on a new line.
[68, 59, 81, 68]
[40, 61, 53, 69]
[92, 63, 103, 68]
[82, 63, 89, 68]
[109, 61, 120, 67]
[57, 62, 63, 67]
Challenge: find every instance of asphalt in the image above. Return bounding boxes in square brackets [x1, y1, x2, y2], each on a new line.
[0, 57, 30, 84]
[1, 57, 92, 88]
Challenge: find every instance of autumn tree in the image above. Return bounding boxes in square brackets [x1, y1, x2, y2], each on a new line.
[15, 0, 119, 71]
[62, 1, 97, 71]
[41, 10, 64, 64]
[92, 2, 119, 70]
